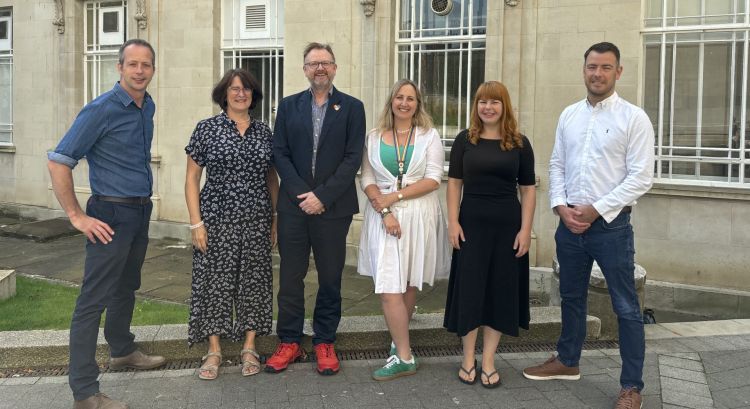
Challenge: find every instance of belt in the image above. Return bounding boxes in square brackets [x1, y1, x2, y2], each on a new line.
[94, 195, 151, 205]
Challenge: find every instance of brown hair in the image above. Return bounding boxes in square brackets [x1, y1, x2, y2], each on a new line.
[467, 81, 523, 150]
[376, 79, 434, 133]
[211, 68, 263, 112]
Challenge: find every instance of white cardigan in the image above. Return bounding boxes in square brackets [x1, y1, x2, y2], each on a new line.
[357, 127, 451, 293]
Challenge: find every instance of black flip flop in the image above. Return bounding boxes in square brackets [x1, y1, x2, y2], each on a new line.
[480, 369, 501, 389]
[458, 359, 477, 385]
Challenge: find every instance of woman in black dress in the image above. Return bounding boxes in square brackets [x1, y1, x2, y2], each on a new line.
[184, 69, 278, 380]
[443, 81, 536, 388]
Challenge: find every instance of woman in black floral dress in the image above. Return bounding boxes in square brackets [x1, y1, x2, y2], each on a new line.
[184, 68, 278, 380]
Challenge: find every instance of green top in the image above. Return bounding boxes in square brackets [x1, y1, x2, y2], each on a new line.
[380, 138, 414, 177]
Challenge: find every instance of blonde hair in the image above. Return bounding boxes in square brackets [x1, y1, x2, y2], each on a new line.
[467, 81, 523, 150]
[376, 79, 434, 133]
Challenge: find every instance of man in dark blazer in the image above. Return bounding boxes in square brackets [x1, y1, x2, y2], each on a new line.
[266, 42, 366, 376]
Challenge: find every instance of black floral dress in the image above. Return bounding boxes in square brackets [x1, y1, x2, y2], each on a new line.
[185, 112, 274, 345]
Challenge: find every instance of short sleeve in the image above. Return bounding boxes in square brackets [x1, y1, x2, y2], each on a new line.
[185, 121, 207, 167]
[517, 135, 536, 186]
[448, 130, 468, 179]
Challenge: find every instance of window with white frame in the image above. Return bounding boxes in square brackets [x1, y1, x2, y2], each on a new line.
[644, 0, 750, 186]
[0, 8, 12, 145]
[396, 0, 486, 158]
[222, 0, 284, 127]
[84, 0, 127, 103]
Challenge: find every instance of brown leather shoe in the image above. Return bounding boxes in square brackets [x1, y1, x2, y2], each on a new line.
[109, 350, 166, 370]
[72, 393, 128, 409]
[614, 387, 642, 409]
[522, 355, 581, 380]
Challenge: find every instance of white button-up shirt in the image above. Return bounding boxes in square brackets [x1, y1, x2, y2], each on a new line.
[549, 92, 655, 223]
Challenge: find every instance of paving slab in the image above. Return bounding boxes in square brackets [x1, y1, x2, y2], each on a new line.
[0, 218, 79, 242]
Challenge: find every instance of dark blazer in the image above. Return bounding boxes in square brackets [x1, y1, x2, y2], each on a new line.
[273, 86, 366, 219]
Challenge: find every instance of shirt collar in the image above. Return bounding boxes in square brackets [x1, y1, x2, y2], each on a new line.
[113, 81, 152, 107]
[309, 86, 333, 100]
[586, 91, 619, 110]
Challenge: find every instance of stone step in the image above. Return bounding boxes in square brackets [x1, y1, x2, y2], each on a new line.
[0, 307, 599, 368]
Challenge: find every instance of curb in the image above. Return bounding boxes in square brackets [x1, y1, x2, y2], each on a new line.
[0, 308, 601, 368]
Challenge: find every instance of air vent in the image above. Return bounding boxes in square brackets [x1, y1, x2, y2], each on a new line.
[245, 5, 266, 30]
[431, 0, 453, 16]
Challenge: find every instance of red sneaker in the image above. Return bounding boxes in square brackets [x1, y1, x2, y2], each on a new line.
[264, 342, 305, 373]
[314, 343, 340, 375]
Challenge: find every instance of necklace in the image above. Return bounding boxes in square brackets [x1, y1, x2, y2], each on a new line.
[396, 127, 412, 134]
[231, 117, 251, 124]
[392, 126, 415, 190]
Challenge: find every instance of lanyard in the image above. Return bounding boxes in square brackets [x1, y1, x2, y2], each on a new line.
[392, 126, 414, 190]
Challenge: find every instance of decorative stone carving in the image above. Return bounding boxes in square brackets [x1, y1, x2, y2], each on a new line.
[135, 0, 148, 30]
[53, 0, 65, 34]
[360, 0, 376, 17]
[505, 0, 519, 6]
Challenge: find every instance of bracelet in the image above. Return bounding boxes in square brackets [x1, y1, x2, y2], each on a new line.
[189, 220, 204, 230]
[380, 207, 391, 218]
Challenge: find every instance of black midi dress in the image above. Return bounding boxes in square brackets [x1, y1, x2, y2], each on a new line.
[185, 113, 274, 345]
[443, 130, 535, 337]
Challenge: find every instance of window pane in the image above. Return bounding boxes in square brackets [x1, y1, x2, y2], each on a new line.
[102, 11, 118, 33]
[672, 42, 699, 149]
[0, 58, 11, 124]
[0, 21, 7, 40]
[0, 56, 10, 144]
[701, 42, 732, 151]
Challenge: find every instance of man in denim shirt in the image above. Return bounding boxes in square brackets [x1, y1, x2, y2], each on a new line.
[47, 39, 164, 409]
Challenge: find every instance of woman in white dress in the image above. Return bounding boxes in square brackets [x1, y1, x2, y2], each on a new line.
[358, 79, 451, 381]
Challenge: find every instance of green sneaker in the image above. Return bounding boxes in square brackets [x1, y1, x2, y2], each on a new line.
[373, 355, 417, 381]
[389, 343, 419, 369]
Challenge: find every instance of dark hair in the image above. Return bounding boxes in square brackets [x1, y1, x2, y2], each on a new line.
[303, 42, 336, 62]
[211, 68, 263, 112]
[118, 39, 156, 66]
[584, 42, 620, 64]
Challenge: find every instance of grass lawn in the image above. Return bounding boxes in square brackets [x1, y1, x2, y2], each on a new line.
[0, 276, 188, 331]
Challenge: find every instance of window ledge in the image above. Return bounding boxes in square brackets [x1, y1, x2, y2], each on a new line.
[0, 145, 16, 153]
[649, 181, 750, 201]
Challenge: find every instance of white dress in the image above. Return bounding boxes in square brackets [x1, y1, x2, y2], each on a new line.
[357, 127, 451, 293]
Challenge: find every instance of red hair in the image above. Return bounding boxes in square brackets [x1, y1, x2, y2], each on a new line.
[467, 81, 523, 150]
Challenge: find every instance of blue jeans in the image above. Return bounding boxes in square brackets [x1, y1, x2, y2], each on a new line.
[69, 197, 152, 401]
[555, 212, 645, 391]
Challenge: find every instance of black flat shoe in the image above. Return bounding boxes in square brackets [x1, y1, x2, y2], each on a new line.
[480, 369, 501, 389]
[458, 359, 477, 385]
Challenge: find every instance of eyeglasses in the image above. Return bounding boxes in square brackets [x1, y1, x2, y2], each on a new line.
[228, 86, 252, 95]
[304, 61, 335, 69]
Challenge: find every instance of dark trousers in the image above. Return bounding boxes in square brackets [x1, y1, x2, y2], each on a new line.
[276, 211, 352, 345]
[555, 212, 645, 391]
[69, 197, 152, 401]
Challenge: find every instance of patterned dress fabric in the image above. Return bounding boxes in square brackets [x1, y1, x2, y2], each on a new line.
[185, 112, 274, 345]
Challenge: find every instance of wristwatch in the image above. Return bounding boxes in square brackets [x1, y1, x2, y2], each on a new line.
[397, 192, 404, 201]
[380, 207, 391, 218]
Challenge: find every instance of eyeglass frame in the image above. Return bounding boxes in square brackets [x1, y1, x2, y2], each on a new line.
[303, 60, 336, 69]
[228, 86, 252, 95]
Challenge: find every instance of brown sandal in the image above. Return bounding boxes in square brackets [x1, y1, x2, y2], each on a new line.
[198, 351, 222, 380]
[240, 348, 261, 377]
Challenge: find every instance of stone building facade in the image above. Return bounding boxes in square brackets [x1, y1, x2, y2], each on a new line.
[1, 0, 749, 292]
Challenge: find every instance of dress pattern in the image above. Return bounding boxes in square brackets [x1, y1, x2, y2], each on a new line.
[443, 130, 536, 337]
[185, 112, 274, 345]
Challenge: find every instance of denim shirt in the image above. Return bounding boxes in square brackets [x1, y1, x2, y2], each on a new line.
[48, 82, 155, 197]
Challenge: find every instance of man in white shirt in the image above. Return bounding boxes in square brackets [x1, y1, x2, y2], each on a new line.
[523, 42, 654, 409]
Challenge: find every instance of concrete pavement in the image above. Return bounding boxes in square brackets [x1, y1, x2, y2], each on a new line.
[1, 322, 749, 408]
